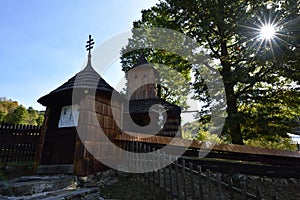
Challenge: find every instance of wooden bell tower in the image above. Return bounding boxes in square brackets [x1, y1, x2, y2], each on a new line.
[126, 55, 161, 100]
[124, 55, 182, 137]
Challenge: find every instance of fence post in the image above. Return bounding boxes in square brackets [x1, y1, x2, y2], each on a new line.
[182, 159, 188, 200]
[229, 178, 234, 199]
[138, 142, 143, 176]
[135, 142, 139, 172]
[217, 173, 224, 200]
[156, 149, 161, 190]
[168, 155, 174, 199]
[147, 145, 152, 191]
[241, 180, 247, 199]
[142, 143, 147, 183]
[128, 142, 132, 170]
[152, 146, 156, 194]
[138, 142, 142, 180]
[163, 152, 167, 191]
[197, 165, 204, 198]
[126, 141, 130, 172]
[256, 186, 262, 200]
[189, 162, 196, 200]
[175, 160, 181, 199]
[207, 169, 213, 200]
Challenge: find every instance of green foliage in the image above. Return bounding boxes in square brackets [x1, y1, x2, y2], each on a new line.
[6, 105, 27, 124]
[240, 89, 300, 140]
[245, 136, 298, 151]
[0, 97, 18, 122]
[0, 97, 44, 125]
[195, 131, 222, 143]
[182, 120, 223, 143]
[182, 121, 200, 139]
[183, 119, 298, 150]
[35, 114, 44, 126]
[121, 0, 300, 144]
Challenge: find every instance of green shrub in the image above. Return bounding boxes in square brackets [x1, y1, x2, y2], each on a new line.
[244, 136, 298, 151]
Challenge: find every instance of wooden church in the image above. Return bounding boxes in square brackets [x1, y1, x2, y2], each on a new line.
[35, 36, 181, 176]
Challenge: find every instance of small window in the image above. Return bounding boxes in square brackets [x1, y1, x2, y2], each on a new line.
[58, 105, 80, 128]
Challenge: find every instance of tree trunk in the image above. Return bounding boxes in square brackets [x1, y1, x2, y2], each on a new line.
[224, 82, 243, 144]
[218, 25, 244, 144]
[215, 4, 243, 144]
[220, 46, 243, 144]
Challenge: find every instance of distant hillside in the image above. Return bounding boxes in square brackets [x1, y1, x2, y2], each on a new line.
[0, 97, 44, 126]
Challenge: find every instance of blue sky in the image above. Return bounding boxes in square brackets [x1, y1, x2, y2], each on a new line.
[0, 0, 158, 111]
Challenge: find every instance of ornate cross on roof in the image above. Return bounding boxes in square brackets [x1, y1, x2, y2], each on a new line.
[85, 35, 95, 54]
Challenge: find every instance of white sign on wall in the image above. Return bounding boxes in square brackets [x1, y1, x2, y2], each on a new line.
[58, 105, 80, 128]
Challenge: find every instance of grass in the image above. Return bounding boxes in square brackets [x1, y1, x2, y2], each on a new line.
[99, 174, 166, 200]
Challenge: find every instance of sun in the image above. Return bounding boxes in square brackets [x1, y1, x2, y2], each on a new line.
[260, 24, 276, 40]
[237, 5, 293, 61]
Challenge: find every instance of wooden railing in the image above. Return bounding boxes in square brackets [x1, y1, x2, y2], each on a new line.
[115, 132, 300, 167]
[125, 141, 299, 200]
[0, 123, 41, 163]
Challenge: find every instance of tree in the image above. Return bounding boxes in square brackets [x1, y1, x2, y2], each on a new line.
[240, 89, 300, 139]
[6, 105, 27, 124]
[182, 119, 223, 143]
[26, 107, 39, 125]
[121, 0, 300, 144]
[0, 97, 44, 125]
[36, 115, 44, 126]
[0, 98, 18, 122]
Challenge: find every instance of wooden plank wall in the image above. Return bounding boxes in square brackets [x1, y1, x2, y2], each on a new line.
[124, 112, 181, 138]
[127, 67, 158, 100]
[74, 93, 122, 176]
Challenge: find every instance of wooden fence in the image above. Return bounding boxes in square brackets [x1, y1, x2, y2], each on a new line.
[126, 141, 285, 200]
[0, 123, 41, 163]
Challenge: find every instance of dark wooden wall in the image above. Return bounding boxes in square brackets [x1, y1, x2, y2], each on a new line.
[158, 115, 181, 137]
[124, 111, 181, 138]
[38, 106, 76, 165]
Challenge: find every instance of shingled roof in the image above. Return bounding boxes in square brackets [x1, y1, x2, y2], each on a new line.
[38, 59, 116, 106]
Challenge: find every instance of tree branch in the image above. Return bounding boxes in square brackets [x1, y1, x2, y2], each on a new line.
[236, 64, 277, 96]
[205, 34, 221, 58]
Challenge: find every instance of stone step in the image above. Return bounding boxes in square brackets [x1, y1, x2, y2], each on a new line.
[0, 187, 102, 200]
[0, 175, 76, 197]
[37, 165, 74, 175]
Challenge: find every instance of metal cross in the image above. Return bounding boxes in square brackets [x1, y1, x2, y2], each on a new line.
[85, 35, 94, 54]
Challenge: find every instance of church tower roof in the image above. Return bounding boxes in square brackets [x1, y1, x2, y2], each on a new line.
[38, 35, 116, 106]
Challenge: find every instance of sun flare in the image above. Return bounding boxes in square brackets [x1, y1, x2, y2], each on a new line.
[237, 5, 293, 61]
[260, 24, 276, 40]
